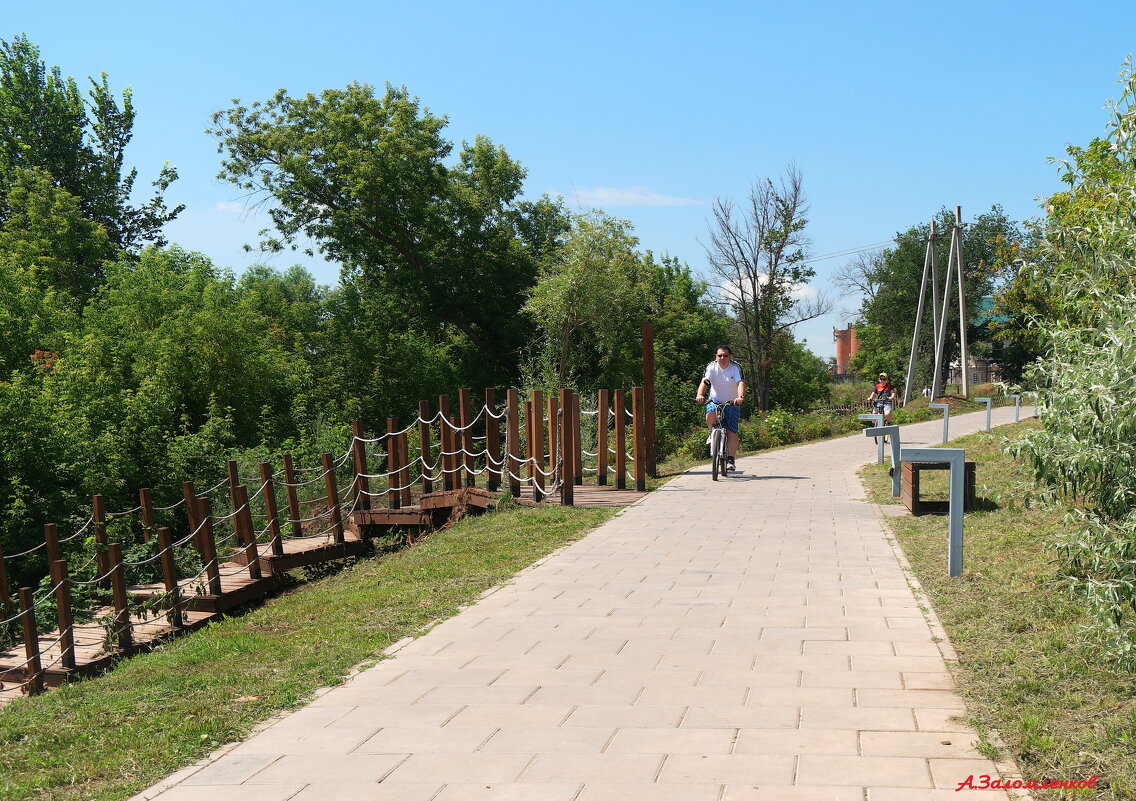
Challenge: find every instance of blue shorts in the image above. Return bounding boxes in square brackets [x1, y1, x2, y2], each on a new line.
[706, 402, 740, 434]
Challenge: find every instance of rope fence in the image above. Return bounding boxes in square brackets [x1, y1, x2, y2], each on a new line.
[0, 382, 652, 696]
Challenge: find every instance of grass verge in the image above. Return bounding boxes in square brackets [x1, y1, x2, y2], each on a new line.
[860, 421, 1136, 799]
[0, 503, 615, 801]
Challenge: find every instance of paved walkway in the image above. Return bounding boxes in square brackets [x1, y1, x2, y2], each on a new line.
[136, 406, 1030, 801]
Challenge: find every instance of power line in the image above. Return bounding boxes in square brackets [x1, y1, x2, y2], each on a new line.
[807, 240, 894, 263]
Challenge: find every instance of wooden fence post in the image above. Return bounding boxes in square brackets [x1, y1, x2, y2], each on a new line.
[156, 527, 183, 629]
[259, 463, 285, 557]
[485, 388, 501, 493]
[226, 460, 242, 542]
[524, 400, 534, 491]
[459, 388, 475, 488]
[386, 419, 400, 509]
[351, 420, 371, 512]
[139, 488, 155, 543]
[560, 389, 574, 506]
[282, 454, 303, 539]
[53, 559, 75, 670]
[92, 494, 109, 588]
[614, 389, 627, 490]
[438, 394, 453, 491]
[399, 429, 412, 507]
[233, 485, 262, 580]
[195, 496, 223, 596]
[505, 390, 521, 497]
[107, 542, 132, 651]
[321, 453, 346, 544]
[181, 481, 201, 555]
[418, 400, 434, 493]
[573, 392, 583, 486]
[531, 390, 545, 500]
[18, 587, 43, 695]
[633, 386, 647, 492]
[547, 393, 559, 488]
[43, 524, 61, 585]
[642, 321, 657, 477]
[597, 389, 609, 487]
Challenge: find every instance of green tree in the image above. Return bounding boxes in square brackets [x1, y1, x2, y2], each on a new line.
[0, 167, 115, 301]
[209, 83, 567, 379]
[0, 34, 182, 254]
[768, 336, 831, 411]
[524, 211, 652, 388]
[1011, 58, 1136, 666]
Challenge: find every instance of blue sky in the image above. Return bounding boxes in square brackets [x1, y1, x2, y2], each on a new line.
[8, 1, 1135, 357]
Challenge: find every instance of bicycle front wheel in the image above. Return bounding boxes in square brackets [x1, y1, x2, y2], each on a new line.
[710, 429, 723, 481]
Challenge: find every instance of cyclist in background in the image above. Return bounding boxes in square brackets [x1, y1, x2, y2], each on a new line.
[695, 346, 745, 471]
[868, 372, 897, 424]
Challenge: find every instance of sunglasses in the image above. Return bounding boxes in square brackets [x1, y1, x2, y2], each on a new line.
[716, 354, 730, 358]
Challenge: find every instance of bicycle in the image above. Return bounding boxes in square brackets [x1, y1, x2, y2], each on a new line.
[706, 400, 731, 481]
[871, 398, 893, 443]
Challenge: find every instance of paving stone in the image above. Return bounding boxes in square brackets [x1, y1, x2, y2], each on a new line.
[796, 755, 932, 787]
[521, 753, 665, 782]
[576, 782, 722, 800]
[131, 407, 1027, 799]
[659, 753, 796, 784]
[722, 787, 863, 800]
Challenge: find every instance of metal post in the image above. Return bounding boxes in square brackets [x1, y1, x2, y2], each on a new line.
[955, 206, 970, 399]
[974, 397, 992, 432]
[863, 426, 902, 496]
[858, 413, 885, 464]
[905, 223, 936, 405]
[928, 403, 950, 443]
[931, 222, 953, 400]
[1011, 394, 1021, 423]
[901, 447, 966, 577]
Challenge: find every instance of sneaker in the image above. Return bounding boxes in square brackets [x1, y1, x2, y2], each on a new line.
[727, 457, 736, 471]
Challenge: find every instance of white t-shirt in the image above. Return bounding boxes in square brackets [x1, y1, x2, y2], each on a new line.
[702, 361, 744, 402]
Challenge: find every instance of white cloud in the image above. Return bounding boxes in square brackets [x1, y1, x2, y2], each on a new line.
[215, 201, 246, 215]
[560, 186, 700, 208]
[717, 275, 817, 304]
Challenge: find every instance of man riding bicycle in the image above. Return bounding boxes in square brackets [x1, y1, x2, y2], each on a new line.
[867, 372, 897, 424]
[695, 346, 745, 471]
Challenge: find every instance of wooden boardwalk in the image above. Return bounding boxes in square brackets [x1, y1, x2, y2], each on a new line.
[0, 483, 647, 700]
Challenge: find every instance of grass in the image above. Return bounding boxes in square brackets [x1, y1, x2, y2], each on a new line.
[0, 502, 615, 801]
[860, 421, 1136, 800]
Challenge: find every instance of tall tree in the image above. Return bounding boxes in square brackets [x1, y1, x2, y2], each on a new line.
[0, 34, 182, 255]
[524, 211, 651, 388]
[209, 83, 567, 380]
[705, 165, 829, 411]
